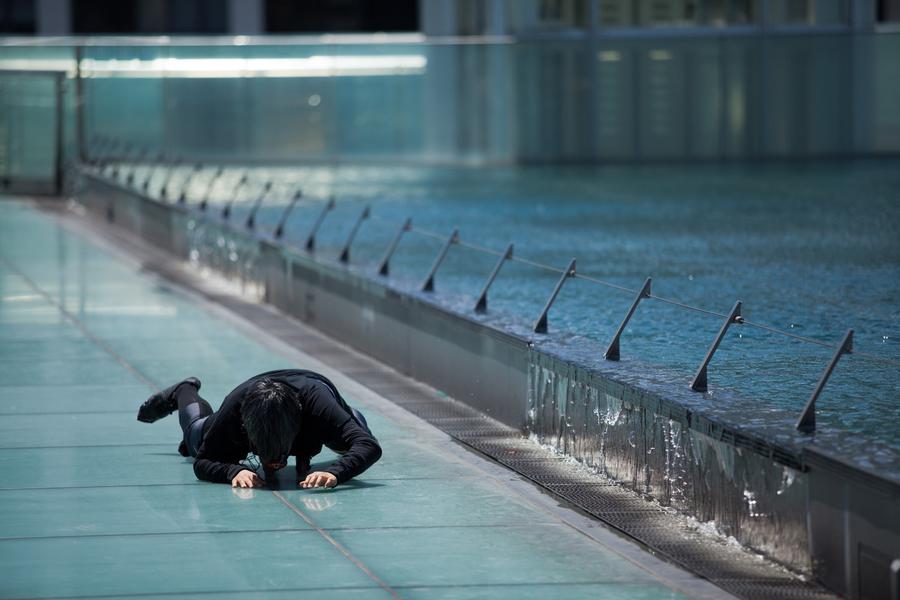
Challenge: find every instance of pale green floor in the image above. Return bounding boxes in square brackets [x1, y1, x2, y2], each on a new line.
[0, 199, 690, 599]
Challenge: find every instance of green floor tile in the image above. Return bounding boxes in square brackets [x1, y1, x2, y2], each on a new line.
[0, 413, 179, 448]
[329, 524, 661, 587]
[0, 530, 376, 598]
[0, 357, 141, 386]
[0, 446, 199, 489]
[95, 590, 394, 600]
[279, 474, 554, 529]
[0, 338, 113, 362]
[0, 485, 311, 539]
[0, 384, 151, 414]
[401, 583, 687, 600]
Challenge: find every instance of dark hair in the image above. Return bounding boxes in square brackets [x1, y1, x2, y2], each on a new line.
[241, 378, 302, 462]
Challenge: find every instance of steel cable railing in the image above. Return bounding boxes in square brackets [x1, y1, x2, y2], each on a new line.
[84, 141, 900, 435]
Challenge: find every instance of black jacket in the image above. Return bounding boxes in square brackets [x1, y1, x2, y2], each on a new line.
[193, 369, 382, 484]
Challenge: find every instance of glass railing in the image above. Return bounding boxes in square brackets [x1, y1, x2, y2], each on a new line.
[0, 32, 898, 188]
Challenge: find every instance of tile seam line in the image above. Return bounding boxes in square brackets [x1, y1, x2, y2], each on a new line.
[0, 477, 486, 491]
[271, 490, 404, 600]
[0, 580, 656, 600]
[0, 410, 137, 416]
[0, 482, 206, 491]
[0, 527, 320, 542]
[0, 522, 566, 542]
[0, 443, 173, 450]
[0, 585, 382, 600]
[0, 255, 161, 394]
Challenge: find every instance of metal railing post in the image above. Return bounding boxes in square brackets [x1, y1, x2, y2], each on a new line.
[474, 243, 513, 313]
[605, 277, 652, 361]
[221, 173, 249, 219]
[690, 300, 743, 392]
[125, 146, 147, 186]
[245, 181, 273, 229]
[90, 135, 109, 167]
[338, 205, 371, 263]
[107, 140, 120, 176]
[377, 217, 411, 276]
[795, 329, 854, 433]
[305, 196, 336, 252]
[177, 163, 203, 204]
[421, 229, 459, 292]
[111, 142, 131, 179]
[141, 151, 165, 193]
[274, 189, 302, 239]
[197, 166, 224, 209]
[533, 258, 576, 333]
[159, 157, 183, 200]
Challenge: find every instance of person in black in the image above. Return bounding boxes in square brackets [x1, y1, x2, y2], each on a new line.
[137, 369, 382, 489]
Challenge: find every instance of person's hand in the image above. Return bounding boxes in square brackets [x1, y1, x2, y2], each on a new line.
[232, 469, 264, 488]
[300, 471, 337, 489]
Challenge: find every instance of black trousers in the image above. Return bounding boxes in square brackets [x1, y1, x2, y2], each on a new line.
[175, 383, 213, 458]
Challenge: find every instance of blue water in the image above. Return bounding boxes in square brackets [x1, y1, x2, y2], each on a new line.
[138, 159, 900, 452]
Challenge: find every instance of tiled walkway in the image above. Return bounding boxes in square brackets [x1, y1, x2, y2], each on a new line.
[0, 198, 718, 599]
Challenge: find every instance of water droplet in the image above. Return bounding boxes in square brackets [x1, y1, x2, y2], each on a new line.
[883, 335, 889, 343]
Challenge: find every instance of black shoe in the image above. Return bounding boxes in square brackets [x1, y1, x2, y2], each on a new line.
[137, 377, 201, 423]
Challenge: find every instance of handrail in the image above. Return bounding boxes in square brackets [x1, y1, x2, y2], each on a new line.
[88, 151, 900, 436]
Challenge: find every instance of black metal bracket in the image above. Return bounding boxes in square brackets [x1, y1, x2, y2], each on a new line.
[690, 300, 743, 392]
[474, 243, 514, 313]
[339, 205, 371, 263]
[605, 277, 652, 361]
[796, 329, 854, 433]
[533, 258, 576, 334]
[305, 196, 336, 252]
[274, 189, 302, 239]
[421, 229, 459, 292]
[377, 217, 412, 277]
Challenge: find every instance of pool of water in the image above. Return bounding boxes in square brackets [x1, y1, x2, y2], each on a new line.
[136, 159, 900, 452]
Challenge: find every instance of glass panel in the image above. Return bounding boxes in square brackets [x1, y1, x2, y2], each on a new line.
[768, 0, 812, 25]
[506, 0, 589, 32]
[0, 72, 58, 191]
[812, 0, 849, 25]
[637, 0, 699, 27]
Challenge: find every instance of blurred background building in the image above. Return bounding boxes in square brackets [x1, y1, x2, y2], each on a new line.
[1, 0, 899, 179]
[2, 0, 900, 35]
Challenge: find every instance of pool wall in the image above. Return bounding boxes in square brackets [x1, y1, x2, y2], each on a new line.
[74, 170, 900, 600]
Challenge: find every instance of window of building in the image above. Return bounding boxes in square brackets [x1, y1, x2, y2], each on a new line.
[598, 0, 759, 28]
[507, 0, 589, 32]
[767, 0, 849, 26]
[0, 0, 36, 33]
[265, 0, 418, 33]
[72, 0, 227, 34]
[878, 0, 900, 22]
